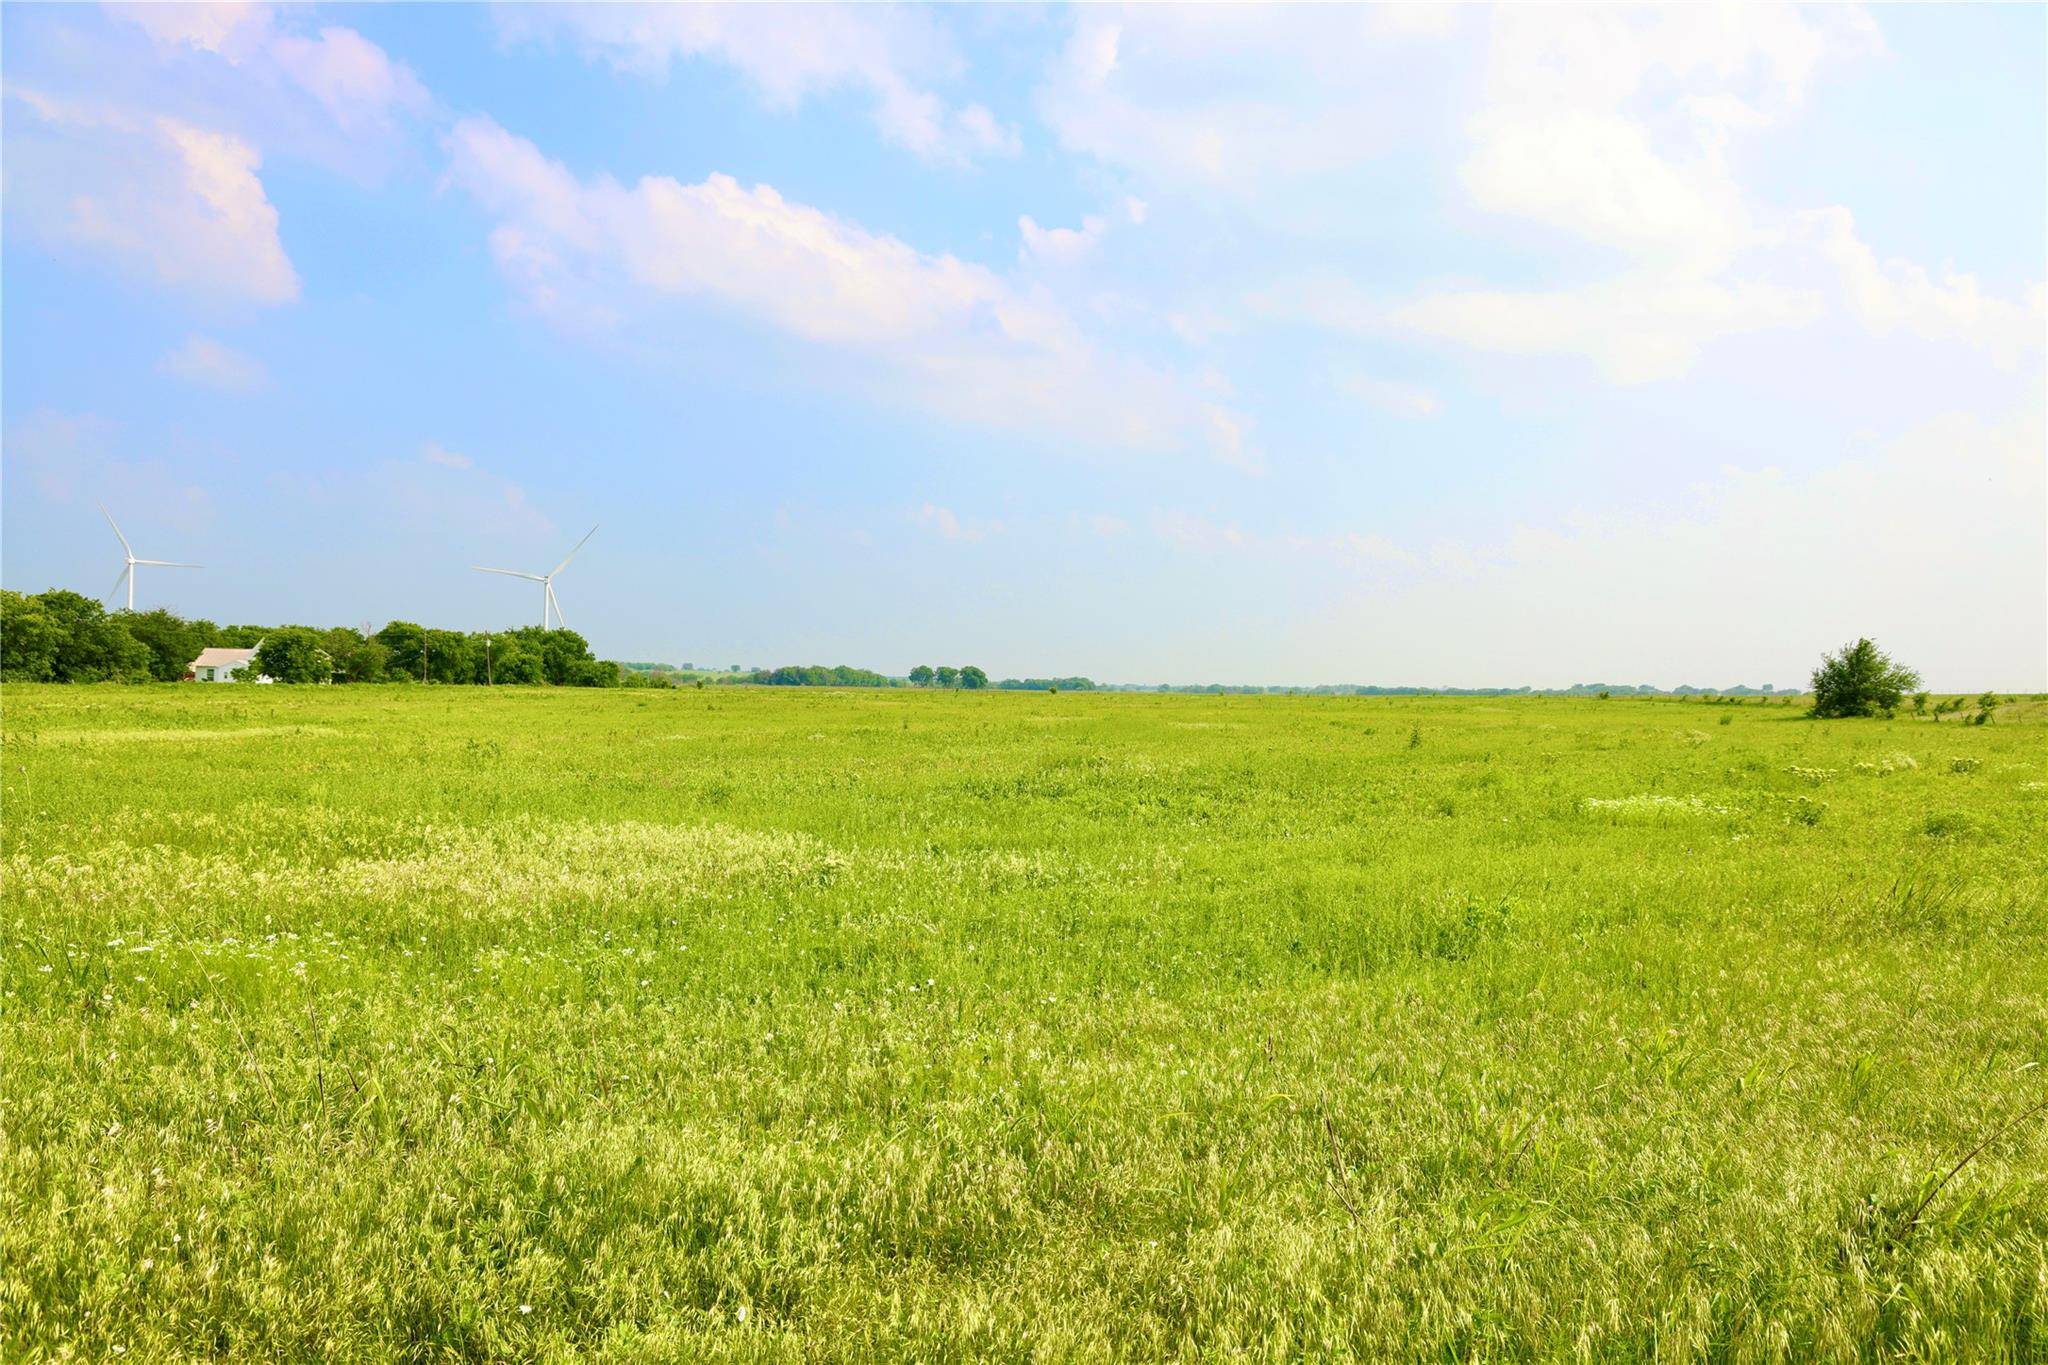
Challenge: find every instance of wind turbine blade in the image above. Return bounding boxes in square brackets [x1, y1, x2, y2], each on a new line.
[472, 567, 546, 580]
[547, 582, 566, 629]
[550, 525, 598, 577]
[98, 502, 134, 557]
[110, 566, 131, 602]
[134, 560, 202, 569]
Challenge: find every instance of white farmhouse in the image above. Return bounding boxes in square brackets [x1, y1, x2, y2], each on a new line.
[187, 646, 270, 683]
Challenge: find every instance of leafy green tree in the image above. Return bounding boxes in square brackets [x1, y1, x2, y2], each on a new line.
[121, 608, 217, 681]
[323, 629, 388, 683]
[492, 638, 544, 684]
[1912, 691, 1930, 715]
[935, 665, 960, 689]
[959, 665, 989, 690]
[1810, 638, 1921, 718]
[534, 628, 594, 685]
[908, 665, 935, 686]
[37, 591, 150, 682]
[566, 656, 620, 687]
[423, 629, 473, 685]
[251, 627, 334, 684]
[1, 590, 64, 681]
[376, 622, 429, 681]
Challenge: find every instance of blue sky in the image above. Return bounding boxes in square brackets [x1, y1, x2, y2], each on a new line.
[4, 3, 2043, 688]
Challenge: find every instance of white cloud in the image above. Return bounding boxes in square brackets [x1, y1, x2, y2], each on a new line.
[269, 26, 430, 132]
[1033, 5, 1950, 391]
[1801, 207, 2046, 363]
[421, 442, 474, 470]
[443, 116, 1245, 461]
[1342, 533, 1419, 569]
[1033, 2, 1478, 197]
[1462, 7, 1875, 271]
[1014, 194, 1148, 264]
[1079, 512, 1129, 539]
[496, 4, 1016, 165]
[1367, 5, 2004, 383]
[914, 503, 998, 542]
[113, 3, 274, 59]
[1337, 374, 1442, 419]
[115, 5, 428, 131]
[7, 8, 422, 302]
[4, 91, 299, 304]
[1400, 8, 1855, 376]
[1037, 10, 1404, 190]
[159, 334, 267, 392]
[1019, 213, 1106, 265]
[1391, 274, 1820, 384]
[1153, 509, 1248, 552]
[1461, 105, 1752, 273]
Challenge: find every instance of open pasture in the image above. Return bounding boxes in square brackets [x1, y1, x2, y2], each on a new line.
[3, 685, 2044, 1360]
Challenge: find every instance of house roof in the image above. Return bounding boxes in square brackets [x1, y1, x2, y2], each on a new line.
[190, 647, 258, 668]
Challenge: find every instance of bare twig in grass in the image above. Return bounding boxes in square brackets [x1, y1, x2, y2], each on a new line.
[1891, 1091, 2048, 1248]
[1319, 1094, 1364, 1224]
[1502, 1115, 1542, 1182]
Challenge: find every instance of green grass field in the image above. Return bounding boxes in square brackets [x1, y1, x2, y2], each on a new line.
[3, 684, 2044, 1360]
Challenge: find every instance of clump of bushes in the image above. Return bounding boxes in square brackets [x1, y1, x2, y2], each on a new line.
[1921, 810, 1979, 840]
[1432, 895, 1517, 962]
[1810, 638, 1921, 718]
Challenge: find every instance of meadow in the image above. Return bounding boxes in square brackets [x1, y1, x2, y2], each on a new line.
[2, 683, 2043, 1361]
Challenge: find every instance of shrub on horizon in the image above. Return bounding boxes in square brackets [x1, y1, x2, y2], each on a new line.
[1810, 639, 1921, 719]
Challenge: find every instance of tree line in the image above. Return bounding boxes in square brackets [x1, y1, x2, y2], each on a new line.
[730, 665, 1098, 690]
[0, 589, 638, 686]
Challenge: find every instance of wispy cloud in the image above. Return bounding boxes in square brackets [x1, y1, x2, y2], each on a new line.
[1337, 374, 1441, 419]
[914, 502, 1000, 542]
[5, 90, 299, 304]
[374, 443, 553, 540]
[160, 335, 267, 392]
[115, 4, 429, 133]
[496, 4, 1015, 165]
[443, 115, 1248, 462]
[3, 408, 214, 530]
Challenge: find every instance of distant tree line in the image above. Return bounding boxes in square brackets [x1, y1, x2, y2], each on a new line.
[0, 588, 641, 686]
[907, 665, 989, 689]
[1092, 681, 1797, 697]
[742, 664, 901, 688]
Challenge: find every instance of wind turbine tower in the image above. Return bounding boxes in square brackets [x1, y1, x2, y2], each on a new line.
[473, 525, 598, 629]
[100, 503, 201, 611]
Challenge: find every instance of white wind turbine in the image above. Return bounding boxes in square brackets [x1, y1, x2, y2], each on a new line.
[100, 503, 201, 611]
[472, 525, 598, 629]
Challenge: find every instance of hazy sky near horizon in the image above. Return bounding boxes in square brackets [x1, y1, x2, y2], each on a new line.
[3, 3, 2043, 689]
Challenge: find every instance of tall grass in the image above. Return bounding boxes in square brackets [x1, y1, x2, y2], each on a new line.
[3, 685, 2044, 1359]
